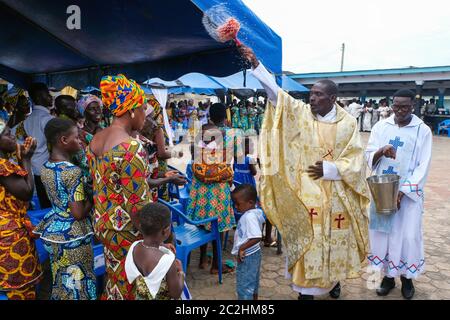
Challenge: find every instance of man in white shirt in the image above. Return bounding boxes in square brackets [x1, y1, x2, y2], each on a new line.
[13, 83, 54, 208]
[348, 99, 364, 130]
[239, 45, 369, 300]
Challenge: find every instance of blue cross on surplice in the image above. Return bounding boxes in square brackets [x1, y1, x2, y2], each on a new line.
[389, 136, 404, 151]
[382, 166, 398, 175]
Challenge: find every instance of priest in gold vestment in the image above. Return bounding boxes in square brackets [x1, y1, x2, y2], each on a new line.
[240, 45, 370, 299]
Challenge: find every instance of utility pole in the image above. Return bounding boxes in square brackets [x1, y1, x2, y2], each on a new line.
[340, 43, 345, 72]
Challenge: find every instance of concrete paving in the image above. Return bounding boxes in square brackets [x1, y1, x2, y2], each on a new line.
[180, 132, 450, 300]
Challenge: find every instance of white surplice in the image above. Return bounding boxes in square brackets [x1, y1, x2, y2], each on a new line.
[365, 115, 432, 279]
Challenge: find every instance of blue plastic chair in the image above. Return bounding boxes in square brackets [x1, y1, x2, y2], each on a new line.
[30, 193, 41, 210]
[437, 119, 450, 137]
[93, 243, 106, 277]
[92, 242, 106, 296]
[158, 198, 223, 284]
[27, 208, 51, 264]
[167, 165, 192, 213]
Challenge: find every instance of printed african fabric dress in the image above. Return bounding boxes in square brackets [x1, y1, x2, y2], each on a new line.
[239, 108, 249, 132]
[71, 129, 95, 202]
[231, 106, 241, 129]
[0, 159, 42, 300]
[257, 109, 265, 132]
[137, 134, 159, 202]
[187, 127, 241, 233]
[34, 161, 96, 300]
[248, 108, 258, 131]
[86, 138, 152, 300]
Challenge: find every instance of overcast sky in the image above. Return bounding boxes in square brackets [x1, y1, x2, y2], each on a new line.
[243, 0, 450, 74]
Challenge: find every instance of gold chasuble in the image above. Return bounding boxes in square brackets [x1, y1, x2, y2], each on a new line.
[259, 90, 370, 289]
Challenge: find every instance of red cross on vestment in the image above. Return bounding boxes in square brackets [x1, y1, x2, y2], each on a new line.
[334, 214, 345, 229]
[309, 208, 318, 218]
[323, 149, 334, 159]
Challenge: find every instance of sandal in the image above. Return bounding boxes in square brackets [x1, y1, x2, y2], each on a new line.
[264, 240, 277, 247]
[210, 264, 235, 274]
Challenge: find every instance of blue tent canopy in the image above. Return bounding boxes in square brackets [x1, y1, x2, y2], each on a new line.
[80, 86, 100, 93]
[211, 70, 263, 90]
[211, 70, 309, 92]
[0, 0, 282, 90]
[178, 73, 224, 90]
[277, 75, 309, 93]
[140, 85, 216, 96]
[168, 87, 217, 96]
[143, 78, 184, 88]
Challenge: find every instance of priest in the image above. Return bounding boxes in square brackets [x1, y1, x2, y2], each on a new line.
[239, 45, 370, 300]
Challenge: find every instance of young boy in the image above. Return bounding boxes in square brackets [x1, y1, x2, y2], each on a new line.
[231, 184, 265, 300]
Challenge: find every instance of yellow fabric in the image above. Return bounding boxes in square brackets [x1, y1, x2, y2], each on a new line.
[60, 86, 78, 98]
[226, 108, 231, 124]
[259, 90, 369, 289]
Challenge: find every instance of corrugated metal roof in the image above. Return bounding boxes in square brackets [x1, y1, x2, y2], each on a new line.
[290, 66, 450, 79]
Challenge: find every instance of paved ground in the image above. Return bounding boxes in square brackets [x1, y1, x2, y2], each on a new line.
[175, 132, 450, 300]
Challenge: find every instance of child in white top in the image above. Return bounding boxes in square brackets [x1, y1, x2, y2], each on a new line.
[125, 202, 184, 300]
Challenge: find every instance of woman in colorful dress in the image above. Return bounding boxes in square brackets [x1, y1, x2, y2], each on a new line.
[187, 103, 240, 274]
[231, 103, 241, 129]
[138, 107, 186, 202]
[149, 99, 177, 201]
[239, 103, 249, 132]
[0, 121, 42, 300]
[247, 104, 258, 134]
[34, 118, 96, 300]
[256, 103, 265, 134]
[4, 88, 30, 129]
[87, 74, 151, 300]
[54, 95, 94, 202]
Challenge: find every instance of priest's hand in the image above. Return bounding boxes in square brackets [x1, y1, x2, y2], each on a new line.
[307, 161, 324, 180]
[397, 191, 405, 210]
[238, 45, 259, 69]
[381, 145, 396, 159]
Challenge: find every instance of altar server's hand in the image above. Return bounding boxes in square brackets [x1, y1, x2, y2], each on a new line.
[307, 161, 324, 180]
[381, 145, 396, 159]
[397, 191, 405, 210]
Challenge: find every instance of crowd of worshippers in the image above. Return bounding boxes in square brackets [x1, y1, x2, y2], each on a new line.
[0, 79, 275, 300]
[340, 98, 393, 132]
[229, 99, 266, 134]
[0, 45, 432, 301]
[167, 99, 211, 134]
[166, 98, 267, 144]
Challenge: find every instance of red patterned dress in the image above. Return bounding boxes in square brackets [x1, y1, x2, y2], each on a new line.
[86, 138, 152, 300]
[0, 159, 42, 299]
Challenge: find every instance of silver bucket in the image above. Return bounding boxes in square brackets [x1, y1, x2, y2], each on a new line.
[366, 174, 401, 215]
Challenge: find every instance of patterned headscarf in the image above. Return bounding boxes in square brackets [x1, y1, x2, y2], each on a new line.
[2, 87, 26, 109]
[100, 74, 147, 117]
[77, 94, 103, 116]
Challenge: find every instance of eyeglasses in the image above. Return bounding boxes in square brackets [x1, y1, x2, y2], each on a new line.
[392, 105, 412, 112]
